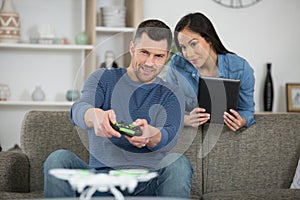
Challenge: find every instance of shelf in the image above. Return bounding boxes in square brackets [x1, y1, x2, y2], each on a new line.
[0, 101, 73, 107]
[0, 42, 94, 50]
[96, 26, 135, 33]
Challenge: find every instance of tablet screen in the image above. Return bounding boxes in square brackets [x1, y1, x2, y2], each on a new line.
[198, 77, 240, 124]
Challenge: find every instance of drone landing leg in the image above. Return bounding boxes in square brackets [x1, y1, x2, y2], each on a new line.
[80, 186, 97, 200]
[109, 186, 124, 200]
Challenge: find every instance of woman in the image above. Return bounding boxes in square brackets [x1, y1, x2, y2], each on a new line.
[166, 12, 255, 131]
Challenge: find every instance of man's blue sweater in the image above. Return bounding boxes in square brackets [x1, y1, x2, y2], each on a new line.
[71, 68, 184, 170]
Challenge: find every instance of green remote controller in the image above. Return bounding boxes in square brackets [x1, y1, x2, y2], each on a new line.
[110, 121, 142, 137]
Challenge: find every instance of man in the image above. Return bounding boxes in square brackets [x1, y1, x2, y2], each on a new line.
[43, 19, 193, 198]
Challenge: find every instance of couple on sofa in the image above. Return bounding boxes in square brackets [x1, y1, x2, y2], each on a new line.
[43, 12, 255, 199]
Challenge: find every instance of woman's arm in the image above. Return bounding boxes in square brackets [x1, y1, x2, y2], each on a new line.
[224, 59, 255, 130]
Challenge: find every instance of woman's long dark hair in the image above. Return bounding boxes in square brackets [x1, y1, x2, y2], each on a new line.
[174, 12, 232, 54]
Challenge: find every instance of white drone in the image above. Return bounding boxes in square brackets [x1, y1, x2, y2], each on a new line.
[49, 168, 157, 200]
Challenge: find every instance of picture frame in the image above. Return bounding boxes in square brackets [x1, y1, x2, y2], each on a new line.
[286, 83, 300, 112]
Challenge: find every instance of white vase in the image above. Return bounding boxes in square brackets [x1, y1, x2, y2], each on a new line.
[0, 0, 20, 43]
[32, 86, 45, 101]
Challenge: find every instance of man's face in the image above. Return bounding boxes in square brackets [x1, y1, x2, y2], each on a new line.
[129, 33, 170, 84]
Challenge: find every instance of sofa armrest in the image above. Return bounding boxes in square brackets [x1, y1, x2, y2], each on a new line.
[0, 151, 30, 192]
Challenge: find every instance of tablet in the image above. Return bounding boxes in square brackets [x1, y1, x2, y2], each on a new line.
[198, 77, 240, 124]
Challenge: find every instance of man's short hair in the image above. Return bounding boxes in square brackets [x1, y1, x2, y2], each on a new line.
[134, 19, 172, 51]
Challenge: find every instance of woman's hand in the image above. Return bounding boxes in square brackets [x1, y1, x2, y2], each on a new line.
[223, 109, 246, 131]
[184, 107, 210, 127]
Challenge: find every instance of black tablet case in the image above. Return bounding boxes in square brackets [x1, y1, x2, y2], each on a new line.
[198, 77, 240, 124]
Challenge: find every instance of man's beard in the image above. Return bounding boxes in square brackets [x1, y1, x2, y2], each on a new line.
[134, 64, 157, 83]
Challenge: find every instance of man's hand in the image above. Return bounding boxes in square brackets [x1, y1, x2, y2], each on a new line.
[84, 108, 121, 138]
[125, 119, 161, 148]
[184, 107, 210, 127]
[224, 109, 246, 131]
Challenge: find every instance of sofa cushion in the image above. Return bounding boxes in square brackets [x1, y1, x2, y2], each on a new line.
[172, 126, 202, 198]
[0, 151, 29, 193]
[202, 113, 300, 194]
[20, 110, 89, 192]
[0, 190, 43, 200]
[202, 189, 300, 200]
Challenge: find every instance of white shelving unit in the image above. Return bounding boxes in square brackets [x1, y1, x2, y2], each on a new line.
[0, 0, 144, 151]
[95, 26, 135, 68]
[0, 0, 87, 151]
[0, 42, 93, 50]
[0, 101, 73, 107]
[95, 26, 135, 33]
[0, 0, 88, 103]
[83, 0, 143, 76]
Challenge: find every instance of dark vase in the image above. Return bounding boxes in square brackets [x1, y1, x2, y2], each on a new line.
[263, 63, 274, 111]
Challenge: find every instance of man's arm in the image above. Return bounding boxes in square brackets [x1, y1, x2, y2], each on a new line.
[84, 108, 121, 138]
[70, 69, 120, 138]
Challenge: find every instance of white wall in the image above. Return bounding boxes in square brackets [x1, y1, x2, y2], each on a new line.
[144, 0, 300, 112]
